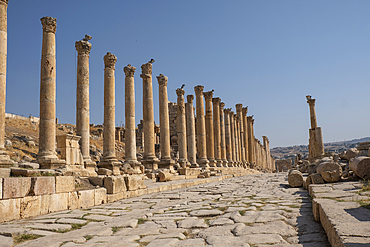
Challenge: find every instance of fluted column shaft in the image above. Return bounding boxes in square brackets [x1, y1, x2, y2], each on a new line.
[204, 91, 215, 167]
[176, 88, 188, 168]
[220, 102, 227, 166]
[0, 0, 12, 166]
[124, 64, 140, 168]
[194, 85, 208, 167]
[224, 108, 232, 165]
[186, 95, 198, 167]
[229, 111, 236, 166]
[242, 107, 249, 164]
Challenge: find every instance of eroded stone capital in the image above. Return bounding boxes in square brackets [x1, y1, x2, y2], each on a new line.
[104, 52, 117, 69]
[236, 103, 243, 112]
[262, 136, 269, 142]
[194, 85, 204, 96]
[242, 106, 248, 116]
[157, 74, 168, 86]
[230, 111, 234, 116]
[204, 90, 214, 101]
[306, 95, 316, 107]
[212, 97, 221, 104]
[41, 16, 57, 33]
[220, 102, 225, 110]
[176, 88, 185, 97]
[124, 64, 136, 77]
[0, 0, 9, 5]
[224, 108, 231, 115]
[187, 94, 194, 103]
[75, 38, 92, 56]
[141, 61, 153, 77]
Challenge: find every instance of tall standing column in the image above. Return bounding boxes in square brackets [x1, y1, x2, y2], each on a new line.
[141, 61, 159, 170]
[247, 116, 255, 165]
[186, 95, 198, 168]
[99, 52, 120, 175]
[235, 115, 241, 166]
[212, 97, 222, 167]
[157, 74, 174, 170]
[224, 108, 232, 166]
[123, 64, 141, 171]
[194, 85, 209, 167]
[37, 17, 65, 169]
[229, 111, 236, 167]
[263, 136, 271, 170]
[176, 87, 188, 168]
[0, 0, 12, 167]
[220, 102, 228, 167]
[306, 95, 324, 160]
[242, 107, 249, 165]
[236, 104, 245, 164]
[75, 35, 96, 176]
[204, 90, 216, 167]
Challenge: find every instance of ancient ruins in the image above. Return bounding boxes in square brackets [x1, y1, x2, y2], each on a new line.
[0, 1, 369, 246]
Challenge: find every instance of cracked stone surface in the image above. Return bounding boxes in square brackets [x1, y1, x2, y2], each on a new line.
[0, 173, 330, 246]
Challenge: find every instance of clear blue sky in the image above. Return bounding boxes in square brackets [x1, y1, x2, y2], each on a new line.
[5, 0, 370, 148]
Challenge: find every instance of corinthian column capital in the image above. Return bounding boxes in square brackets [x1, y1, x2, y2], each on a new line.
[194, 85, 204, 96]
[124, 64, 136, 77]
[104, 52, 117, 69]
[75, 35, 92, 56]
[157, 74, 168, 86]
[41, 16, 57, 33]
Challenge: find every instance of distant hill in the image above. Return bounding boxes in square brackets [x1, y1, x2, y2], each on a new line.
[270, 137, 370, 160]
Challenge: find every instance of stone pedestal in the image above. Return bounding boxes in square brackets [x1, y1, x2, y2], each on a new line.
[212, 97, 222, 167]
[224, 108, 233, 166]
[157, 74, 175, 170]
[99, 52, 120, 175]
[176, 87, 189, 168]
[75, 35, 96, 176]
[37, 16, 65, 169]
[194, 85, 209, 167]
[242, 107, 249, 165]
[204, 90, 216, 167]
[123, 64, 141, 172]
[141, 61, 159, 170]
[186, 95, 198, 168]
[0, 0, 12, 167]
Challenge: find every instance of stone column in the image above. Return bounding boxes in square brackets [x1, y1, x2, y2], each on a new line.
[37, 17, 65, 169]
[0, 0, 12, 167]
[263, 136, 271, 170]
[247, 116, 255, 165]
[123, 64, 141, 171]
[236, 104, 245, 164]
[229, 111, 236, 166]
[235, 114, 241, 166]
[306, 95, 317, 129]
[141, 61, 159, 170]
[186, 95, 198, 168]
[306, 95, 325, 160]
[224, 108, 233, 166]
[204, 90, 216, 167]
[176, 87, 188, 168]
[157, 74, 175, 170]
[194, 85, 209, 167]
[220, 102, 228, 167]
[75, 35, 96, 176]
[99, 52, 120, 175]
[212, 97, 222, 167]
[242, 107, 249, 164]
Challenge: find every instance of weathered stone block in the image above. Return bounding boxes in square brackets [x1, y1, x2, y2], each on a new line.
[88, 176, 104, 187]
[31, 177, 55, 195]
[78, 190, 94, 208]
[103, 176, 126, 194]
[68, 191, 79, 210]
[55, 176, 75, 193]
[94, 188, 107, 206]
[107, 192, 124, 203]
[124, 175, 146, 191]
[3, 177, 31, 199]
[48, 193, 68, 213]
[20, 196, 41, 218]
[0, 198, 20, 223]
[0, 168, 11, 178]
[40, 194, 51, 215]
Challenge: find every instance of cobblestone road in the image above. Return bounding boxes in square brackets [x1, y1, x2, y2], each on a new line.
[0, 173, 330, 247]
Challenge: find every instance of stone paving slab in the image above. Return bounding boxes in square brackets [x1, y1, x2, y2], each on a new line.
[0, 173, 334, 246]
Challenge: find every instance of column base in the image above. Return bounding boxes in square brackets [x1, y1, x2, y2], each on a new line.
[222, 159, 229, 167]
[0, 150, 14, 168]
[190, 162, 199, 168]
[197, 157, 209, 168]
[177, 158, 190, 169]
[84, 159, 97, 177]
[124, 159, 142, 173]
[98, 158, 121, 175]
[158, 158, 175, 170]
[142, 155, 159, 170]
[216, 159, 223, 167]
[208, 158, 216, 167]
[38, 157, 66, 169]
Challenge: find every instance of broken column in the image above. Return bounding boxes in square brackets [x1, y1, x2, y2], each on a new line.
[204, 90, 216, 167]
[194, 85, 209, 167]
[75, 35, 96, 176]
[176, 87, 188, 168]
[0, 0, 12, 167]
[123, 64, 141, 172]
[220, 102, 228, 167]
[99, 52, 120, 175]
[212, 97, 222, 167]
[306, 95, 325, 160]
[229, 110, 236, 166]
[37, 17, 65, 169]
[242, 107, 249, 164]
[141, 61, 159, 170]
[224, 108, 233, 166]
[186, 95, 198, 168]
[157, 74, 175, 170]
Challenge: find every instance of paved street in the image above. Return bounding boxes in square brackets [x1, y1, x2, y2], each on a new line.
[0, 173, 330, 247]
